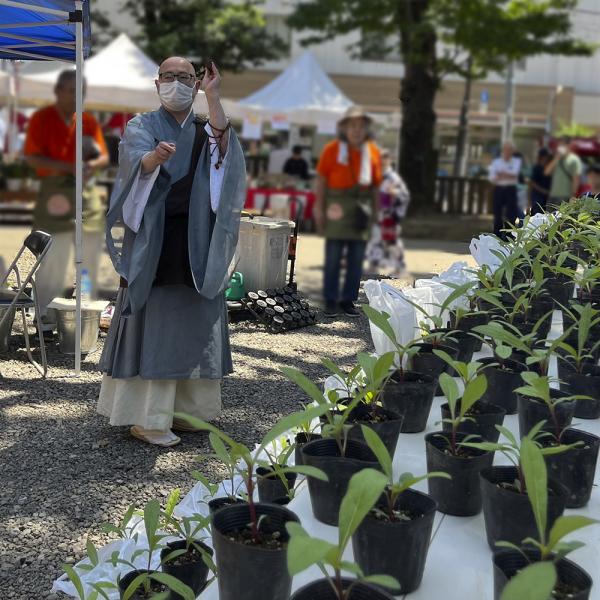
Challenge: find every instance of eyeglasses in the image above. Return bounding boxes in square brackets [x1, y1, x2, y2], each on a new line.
[158, 71, 196, 85]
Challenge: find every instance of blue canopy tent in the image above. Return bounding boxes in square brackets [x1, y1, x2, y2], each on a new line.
[0, 0, 91, 374]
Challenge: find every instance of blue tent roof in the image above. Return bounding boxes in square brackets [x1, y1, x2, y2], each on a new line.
[0, 0, 91, 61]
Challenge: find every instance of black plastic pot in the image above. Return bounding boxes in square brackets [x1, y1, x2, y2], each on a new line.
[544, 276, 576, 308]
[479, 357, 527, 415]
[382, 371, 436, 433]
[510, 312, 552, 340]
[256, 467, 297, 503]
[412, 342, 458, 395]
[480, 466, 567, 549]
[345, 404, 403, 456]
[352, 488, 437, 594]
[211, 502, 299, 600]
[450, 310, 489, 352]
[559, 364, 600, 419]
[425, 431, 494, 516]
[301, 438, 379, 526]
[517, 391, 576, 439]
[291, 578, 396, 600]
[207, 496, 246, 516]
[493, 548, 592, 600]
[118, 570, 165, 599]
[440, 401, 506, 443]
[160, 539, 213, 600]
[544, 428, 600, 509]
[294, 432, 322, 466]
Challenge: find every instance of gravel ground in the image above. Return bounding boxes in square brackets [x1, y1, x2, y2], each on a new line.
[0, 232, 472, 599]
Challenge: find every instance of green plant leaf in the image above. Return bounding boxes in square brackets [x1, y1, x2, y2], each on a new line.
[143, 499, 161, 547]
[500, 561, 556, 600]
[122, 572, 151, 600]
[280, 366, 329, 406]
[520, 437, 548, 545]
[286, 465, 329, 481]
[338, 469, 388, 555]
[63, 564, 85, 600]
[285, 522, 337, 575]
[260, 405, 330, 450]
[439, 373, 459, 411]
[461, 373, 487, 415]
[362, 574, 401, 592]
[164, 488, 181, 519]
[360, 425, 393, 481]
[151, 572, 195, 600]
[86, 539, 99, 567]
[547, 516, 599, 554]
[362, 305, 398, 346]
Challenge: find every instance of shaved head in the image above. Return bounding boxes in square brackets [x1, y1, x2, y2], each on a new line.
[159, 56, 195, 76]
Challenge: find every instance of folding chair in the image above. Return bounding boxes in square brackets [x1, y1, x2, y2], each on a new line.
[0, 230, 53, 378]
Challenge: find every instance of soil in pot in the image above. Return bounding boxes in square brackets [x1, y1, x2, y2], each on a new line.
[211, 502, 299, 600]
[256, 467, 297, 503]
[480, 465, 567, 549]
[344, 402, 403, 456]
[479, 357, 527, 415]
[440, 401, 506, 443]
[411, 342, 459, 395]
[493, 548, 592, 600]
[294, 432, 322, 466]
[382, 370, 436, 433]
[291, 577, 396, 600]
[160, 539, 213, 600]
[301, 438, 379, 526]
[208, 496, 246, 516]
[542, 428, 600, 509]
[517, 391, 576, 439]
[118, 570, 166, 600]
[352, 488, 437, 595]
[425, 431, 494, 516]
[559, 364, 600, 419]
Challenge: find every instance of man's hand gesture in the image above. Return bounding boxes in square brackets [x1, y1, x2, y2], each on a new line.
[153, 141, 176, 165]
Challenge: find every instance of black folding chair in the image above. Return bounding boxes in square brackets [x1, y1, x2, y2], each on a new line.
[0, 230, 53, 378]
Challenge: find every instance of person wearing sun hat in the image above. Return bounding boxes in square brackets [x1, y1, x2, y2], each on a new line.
[314, 105, 382, 318]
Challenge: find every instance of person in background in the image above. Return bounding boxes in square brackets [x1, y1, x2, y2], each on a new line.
[366, 149, 410, 277]
[283, 144, 309, 180]
[544, 136, 582, 209]
[24, 70, 109, 330]
[528, 148, 553, 215]
[488, 141, 521, 238]
[314, 106, 382, 318]
[583, 163, 600, 197]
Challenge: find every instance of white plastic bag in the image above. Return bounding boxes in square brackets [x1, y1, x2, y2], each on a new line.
[469, 235, 509, 272]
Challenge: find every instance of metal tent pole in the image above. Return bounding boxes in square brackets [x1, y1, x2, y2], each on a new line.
[74, 0, 83, 376]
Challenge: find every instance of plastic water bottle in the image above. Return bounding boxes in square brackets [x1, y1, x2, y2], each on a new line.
[81, 269, 92, 303]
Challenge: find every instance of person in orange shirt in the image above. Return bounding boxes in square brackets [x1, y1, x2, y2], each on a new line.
[314, 106, 382, 318]
[24, 70, 109, 328]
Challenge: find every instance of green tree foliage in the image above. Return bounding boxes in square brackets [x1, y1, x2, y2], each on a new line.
[288, 0, 594, 207]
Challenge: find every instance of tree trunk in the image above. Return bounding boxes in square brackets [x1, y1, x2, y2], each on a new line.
[398, 0, 439, 215]
[453, 57, 473, 177]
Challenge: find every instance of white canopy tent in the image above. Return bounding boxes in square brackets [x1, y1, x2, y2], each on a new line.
[230, 50, 354, 126]
[0, 0, 89, 375]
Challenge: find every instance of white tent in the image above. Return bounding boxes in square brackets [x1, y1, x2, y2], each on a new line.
[232, 50, 353, 126]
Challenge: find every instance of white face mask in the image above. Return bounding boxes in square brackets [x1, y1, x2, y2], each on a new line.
[158, 80, 195, 112]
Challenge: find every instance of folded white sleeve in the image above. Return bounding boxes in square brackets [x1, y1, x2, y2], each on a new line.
[122, 153, 160, 233]
[206, 122, 229, 213]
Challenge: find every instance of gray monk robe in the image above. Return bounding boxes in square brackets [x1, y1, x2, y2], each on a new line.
[97, 107, 246, 431]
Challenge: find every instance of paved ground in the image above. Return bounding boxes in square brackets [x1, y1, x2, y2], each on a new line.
[0, 226, 473, 599]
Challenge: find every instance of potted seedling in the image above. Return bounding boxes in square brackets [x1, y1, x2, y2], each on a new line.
[492, 438, 597, 600]
[435, 350, 506, 443]
[283, 361, 388, 525]
[363, 305, 436, 433]
[61, 541, 114, 600]
[293, 402, 323, 466]
[464, 425, 570, 549]
[256, 437, 298, 503]
[575, 265, 600, 305]
[114, 499, 196, 600]
[352, 426, 450, 594]
[515, 372, 580, 440]
[286, 468, 400, 600]
[174, 406, 329, 600]
[424, 372, 494, 516]
[159, 490, 216, 599]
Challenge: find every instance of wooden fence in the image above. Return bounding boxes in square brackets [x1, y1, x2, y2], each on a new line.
[434, 176, 494, 215]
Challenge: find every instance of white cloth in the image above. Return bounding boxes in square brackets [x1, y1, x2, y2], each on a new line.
[35, 231, 103, 317]
[123, 118, 229, 233]
[97, 375, 222, 431]
[336, 140, 372, 186]
[488, 156, 521, 186]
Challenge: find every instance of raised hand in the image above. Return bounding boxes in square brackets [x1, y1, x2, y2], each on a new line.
[200, 62, 221, 98]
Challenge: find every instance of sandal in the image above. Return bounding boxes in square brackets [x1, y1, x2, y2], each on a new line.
[130, 426, 181, 447]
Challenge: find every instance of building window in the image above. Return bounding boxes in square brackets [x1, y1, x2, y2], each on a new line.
[265, 14, 292, 55]
[360, 30, 401, 63]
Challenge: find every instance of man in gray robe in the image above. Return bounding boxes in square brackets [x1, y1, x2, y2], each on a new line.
[97, 57, 246, 447]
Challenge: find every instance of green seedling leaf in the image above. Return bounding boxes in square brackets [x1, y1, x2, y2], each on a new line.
[151, 573, 195, 600]
[280, 366, 329, 406]
[461, 373, 487, 415]
[260, 405, 330, 449]
[338, 469, 388, 554]
[362, 574, 401, 592]
[520, 437, 548, 545]
[500, 561, 556, 600]
[143, 499, 161, 545]
[286, 523, 337, 575]
[362, 305, 398, 346]
[86, 539, 99, 567]
[164, 488, 181, 519]
[63, 564, 85, 599]
[286, 465, 329, 481]
[360, 426, 393, 481]
[547, 516, 599, 554]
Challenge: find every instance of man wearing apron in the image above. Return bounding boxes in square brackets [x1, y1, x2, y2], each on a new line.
[314, 106, 382, 318]
[24, 70, 109, 329]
